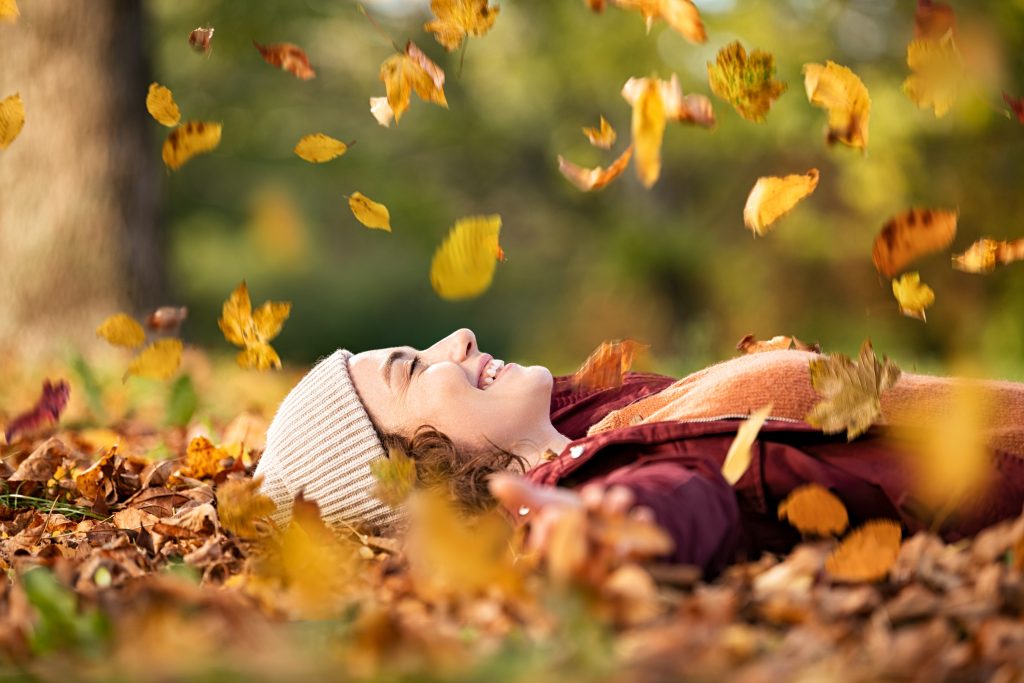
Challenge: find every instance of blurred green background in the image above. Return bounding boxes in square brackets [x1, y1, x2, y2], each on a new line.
[9, 0, 1024, 381]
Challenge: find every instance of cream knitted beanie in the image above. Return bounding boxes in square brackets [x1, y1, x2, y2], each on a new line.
[254, 349, 404, 531]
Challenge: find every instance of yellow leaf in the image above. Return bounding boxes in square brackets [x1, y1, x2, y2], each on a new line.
[557, 145, 633, 192]
[721, 404, 772, 485]
[294, 133, 348, 163]
[803, 61, 871, 150]
[0, 93, 25, 150]
[903, 33, 963, 118]
[126, 339, 182, 381]
[185, 436, 231, 479]
[952, 238, 1024, 274]
[630, 77, 666, 189]
[622, 74, 715, 127]
[777, 483, 849, 536]
[348, 192, 391, 232]
[613, 0, 706, 44]
[429, 215, 502, 300]
[707, 41, 788, 123]
[378, 42, 447, 125]
[572, 339, 649, 392]
[217, 476, 277, 538]
[582, 116, 617, 149]
[425, 0, 500, 51]
[162, 121, 222, 170]
[872, 208, 957, 278]
[825, 519, 902, 583]
[218, 281, 291, 371]
[743, 169, 819, 236]
[96, 313, 146, 348]
[370, 446, 418, 507]
[145, 83, 181, 127]
[0, 0, 17, 23]
[891, 272, 935, 322]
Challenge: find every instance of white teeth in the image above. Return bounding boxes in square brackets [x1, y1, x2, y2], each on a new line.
[481, 358, 504, 389]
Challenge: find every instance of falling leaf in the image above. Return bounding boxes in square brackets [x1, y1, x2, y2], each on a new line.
[903, 32, 963, 118]
[146, 306, 188, 332]
[914, 0, 956, 40]
[189, 26, 215, 53]
[217, 476, 277, 538]
[347, 192, 391, 232]
[0, 92, 25, 150]
[424, 0, 500, 52]
[162, 121, 222, 170]
[631, 77, 666, 188]
[891, 272, 935, 321]
[3, 381, 70, 443]
[952, 237, 1024, 273]
[429, 215, 502, 300]
[721, 404, 773, 485]
[622, 73, 715, 127]
[825, 520, 902, 582]
[872, 208, 957, 278]
[557, 145, 633, 192]
[572, 339, 649, 392]
[369, 96, 394, 128]
[803, 61, 871, 150]
[218, 281, 291, 370]
[743, 169, 819, 236]
[370, 447, 418, 507]
[778, 484, 850, 536]
[253, 41, 316, 80]
[145, 83, 181, 127]
[583, 116, 617, 149]
[1004, 92, 1024, 124]
[805, 340, 901, 441]
[95, 313, 146, 348]
[126, 339, 183, 380]
[613, 0, 706, 44]
[0, 0, 18, 22]
[294, 134, 348, 163]
[376, 42, 447, 126]
[707, 42, 787, 123]
[736, 333, 820, 354]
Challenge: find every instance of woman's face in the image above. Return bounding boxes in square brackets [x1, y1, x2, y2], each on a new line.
[349, 328, 555, 451]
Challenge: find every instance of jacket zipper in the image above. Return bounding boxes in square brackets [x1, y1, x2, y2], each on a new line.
[672, 413, 805, 424]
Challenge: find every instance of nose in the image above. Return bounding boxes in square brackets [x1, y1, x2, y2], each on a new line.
[425, 328, 477, 363]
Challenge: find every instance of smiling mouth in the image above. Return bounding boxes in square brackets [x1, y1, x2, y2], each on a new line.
[479, 357, 505, 389]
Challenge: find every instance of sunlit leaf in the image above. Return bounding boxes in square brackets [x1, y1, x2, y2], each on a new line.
[721, 404, 773, 485]
[253, 40, 316, 80]
[347, 192, 391, 232]
[903, 32, 963, 118]
[743, 169, 819, 236]
[778, 483, 849, 536]
[825, 520, 902, 582]
[294, 133, 348, 163]
[145, 83, 180, 127]
[429, 214, 502, 300]
[162, 121, 222, 170]
[613, 0, 706, 44]
[184, 436, 232, 479]
[891, 272, 935, 321]
[4, 381, 70, 443]
[370, 447, 417, 507]
[805, 340, 901, 441]
[622, 73, 715, 127]
[952, 237, 1024, 273]
[872, 208, 957, 278]
[0, 0, 18, 22]
[630, 77, 666, 188]
[218, 281, 291, 371]
[583, 116, 617, 149]
[0, 92, 25, 150]
[217, 476, 277, 537]
[377, 42, 447, 125]
[803, 61, 871, 150]
[95, 313, 146, 348]
[74, 447, 116, 503]
[572, 339, 648, 392]
[126, 339, 182, 381]
[707, 41, 787, 123]
[189, 26, 215, 53]
[424, 0, 500, 52]
[557, 145, 633, 192]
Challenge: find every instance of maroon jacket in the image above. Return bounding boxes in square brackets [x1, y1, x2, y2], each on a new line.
[527, 373, 1024, 575]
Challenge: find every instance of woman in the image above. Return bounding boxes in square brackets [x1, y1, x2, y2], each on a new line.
[253, 328, 1024, 575]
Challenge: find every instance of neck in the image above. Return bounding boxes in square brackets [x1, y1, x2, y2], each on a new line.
[516, 425, 571, 470]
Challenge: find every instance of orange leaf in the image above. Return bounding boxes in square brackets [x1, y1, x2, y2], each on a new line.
[425, 0, 500, 52]
[872, 208, 957, 278]
[914, 0, 956, 40]
[375, 42, 447, 126]
[253, 41, 316, 80]
[778, 484, 850, 537]
[612, 0, 706, 44]
[803, 61, 871, 150]
[557, 145, 633, 192]
[582, 115, 616, 149]
[825, 519, 902, 582]
[572, 339, 649, 392]
[952, 237, 1024, 273]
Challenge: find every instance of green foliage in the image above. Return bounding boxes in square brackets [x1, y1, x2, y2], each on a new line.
[165, 373, 199, 427]
[20, 567, 111, 657]
[68, 351, 105, 422]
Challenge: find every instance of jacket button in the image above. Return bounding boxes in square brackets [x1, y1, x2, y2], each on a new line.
[569, 445, 585, 459]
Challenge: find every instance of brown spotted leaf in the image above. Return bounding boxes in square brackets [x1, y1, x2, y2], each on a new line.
[872, 208, 957, 278]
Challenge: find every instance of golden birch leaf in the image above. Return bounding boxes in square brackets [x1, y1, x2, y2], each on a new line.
[218, 281, 291, 371]
[778, 483, 849, 537]
[872, 208, 957, 278]
[217, 476, 277, 538]
[162, 121, 222, 170]
[721, 404, 773, 485]
[96, 313, 146, 348]
[294, 134, 348, 163]
[557, 145, 633, 192]
[378, 42, 448, 125]
[903, 33, 963, 118]
[953, 238, 1024, 273]
[572, 339, 649, 392]
[145, 83, 181, 127]
[743, 169, 819, 236]
[0, 0, 17, 22]
[623, 74, 715, 127]
[348, 192, 391, 232]
[126, 339, 182, 381]
[582, 116, 617, 149]
[803, 61, 871, 150]
[425, 0, 500, 52]
[0, 93, 25, 150]
[825, 520, 902, 583]
[707, 42, 787, 123]
[891, 272, 935, 322]
[631, 77, 666, 189]
[613, 0, 706, 44]
[805, 340, 901, 441]
[429, 215, 502, 300]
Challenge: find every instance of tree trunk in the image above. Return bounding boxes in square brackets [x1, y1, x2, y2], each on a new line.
[0, 0, 162, 361]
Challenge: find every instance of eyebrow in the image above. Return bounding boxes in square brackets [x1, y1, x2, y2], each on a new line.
[382, 347, 416, 391]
